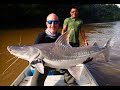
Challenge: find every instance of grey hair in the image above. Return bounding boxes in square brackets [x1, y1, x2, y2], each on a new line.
[46, 13, 59, 21]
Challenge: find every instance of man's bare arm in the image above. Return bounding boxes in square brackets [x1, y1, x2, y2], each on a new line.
[80, 28, 88, 46]
[61, 25, 67, 35]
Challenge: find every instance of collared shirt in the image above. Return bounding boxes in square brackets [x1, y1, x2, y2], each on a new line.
[45, 28, 59, 39]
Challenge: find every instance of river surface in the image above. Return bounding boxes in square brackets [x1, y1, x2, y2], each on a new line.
[0, 21, 120, 86]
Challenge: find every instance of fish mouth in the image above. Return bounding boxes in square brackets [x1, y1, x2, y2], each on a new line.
[7, 46, 12, 54]
[7, 46, 18, 56]
[7, 46, 41, 62]
[7, 46, 10, 51]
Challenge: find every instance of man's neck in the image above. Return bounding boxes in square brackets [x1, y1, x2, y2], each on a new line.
[70, 17, 77, 19]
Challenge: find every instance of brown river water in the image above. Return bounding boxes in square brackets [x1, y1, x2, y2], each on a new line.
[0, 21, 120, 86]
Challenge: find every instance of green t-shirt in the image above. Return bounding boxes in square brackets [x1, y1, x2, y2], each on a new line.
[63, 17, 83, 43]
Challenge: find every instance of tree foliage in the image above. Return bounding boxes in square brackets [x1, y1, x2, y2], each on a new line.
[0, 4, 120, 28]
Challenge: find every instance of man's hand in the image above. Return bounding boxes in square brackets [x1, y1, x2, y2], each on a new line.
[84, 40, 89, 46]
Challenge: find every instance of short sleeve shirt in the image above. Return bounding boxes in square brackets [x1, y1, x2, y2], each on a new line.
[63, 17, 83, 43]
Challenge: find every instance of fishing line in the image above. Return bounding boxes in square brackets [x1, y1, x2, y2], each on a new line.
[18, 35, 22, 45]
[0, 51, 8, 55]
[2, 58, 19, 75]
[6, 56, 17, 63]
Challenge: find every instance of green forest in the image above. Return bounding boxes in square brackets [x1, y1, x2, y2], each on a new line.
[0, 4, 120, 28]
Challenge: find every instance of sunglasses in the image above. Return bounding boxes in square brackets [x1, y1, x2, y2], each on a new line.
[47, 20, 59, 24]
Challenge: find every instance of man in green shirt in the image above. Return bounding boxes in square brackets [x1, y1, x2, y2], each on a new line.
[61, 6, 93, 86]
[62, 6, 88, 47]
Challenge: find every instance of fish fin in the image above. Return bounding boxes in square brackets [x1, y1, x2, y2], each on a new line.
[104, 38, 112, 48]
[55, 30, 72, 47]
[103, 38, 112, 62]
[93, 42, 99, 47]
[67, 66, 82, 80]
[36, 63, 44, 74]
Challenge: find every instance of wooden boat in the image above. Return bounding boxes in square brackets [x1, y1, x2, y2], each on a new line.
[10, 64, 98, 86]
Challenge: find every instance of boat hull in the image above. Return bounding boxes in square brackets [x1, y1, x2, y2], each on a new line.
[10, 64, 98, 86]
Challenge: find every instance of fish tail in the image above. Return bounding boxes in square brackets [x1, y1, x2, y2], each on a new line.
[103, 38, 113, 62]
[105, 38, 112, 48]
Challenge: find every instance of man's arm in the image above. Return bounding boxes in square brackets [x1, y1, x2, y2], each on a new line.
[61, 18, 69, 35]
[61, 25, 67, 35]
[80, 27, 88, 46]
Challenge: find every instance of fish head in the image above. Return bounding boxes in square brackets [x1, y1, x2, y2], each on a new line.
[7, 45, 40, 62]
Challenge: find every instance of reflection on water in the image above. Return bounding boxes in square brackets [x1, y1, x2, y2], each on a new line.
[0, 21, 120, 86]
[86, 21, 120, 47]
[85, 21, 120, 86]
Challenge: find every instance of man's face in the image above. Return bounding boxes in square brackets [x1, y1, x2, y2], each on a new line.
[46, 14, 59, 34]
[70, 8, 78, 18]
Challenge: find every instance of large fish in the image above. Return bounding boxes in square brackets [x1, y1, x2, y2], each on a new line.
[7, 30, 112, 80]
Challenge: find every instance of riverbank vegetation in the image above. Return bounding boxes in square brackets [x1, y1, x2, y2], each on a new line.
[0, 4, 120, 28]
